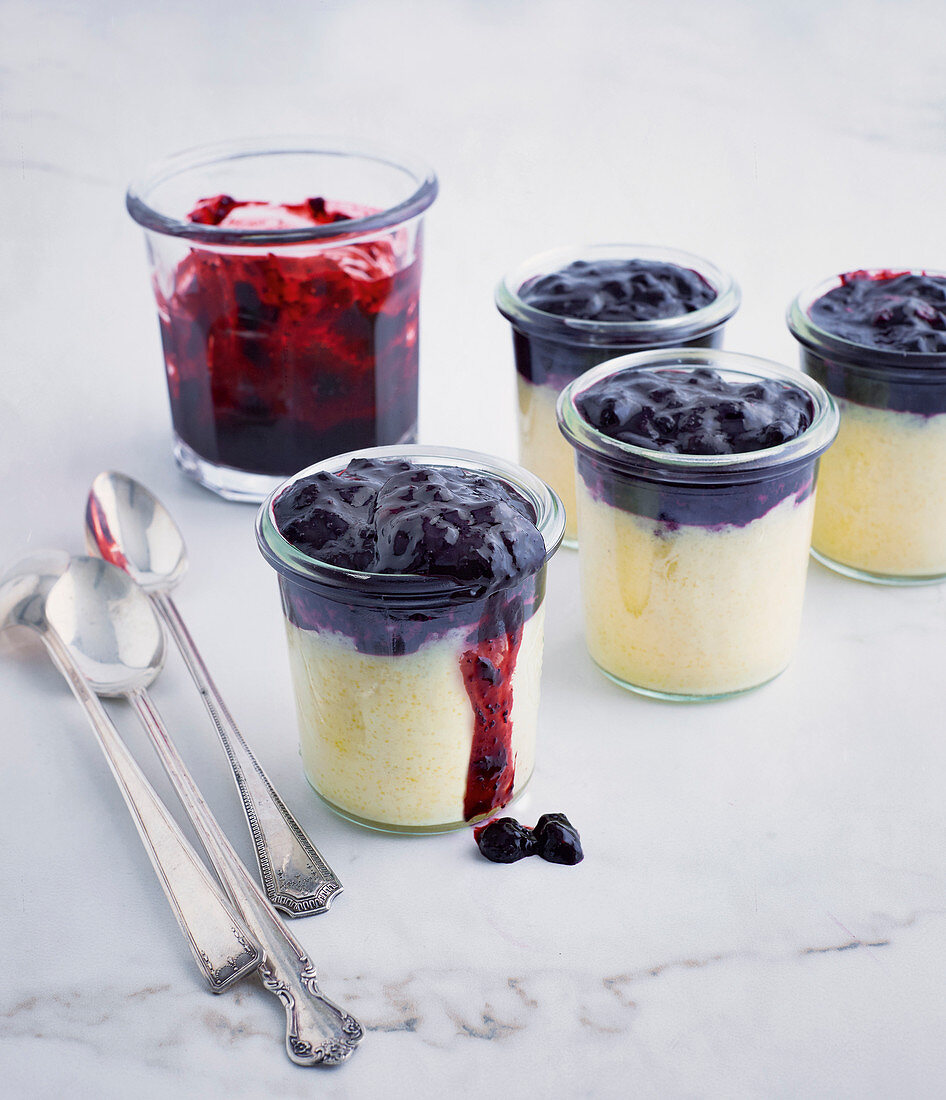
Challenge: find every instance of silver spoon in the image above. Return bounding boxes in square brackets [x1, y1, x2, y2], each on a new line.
[46, 556, 363, 1066]
[0, 552, 261, 993]
[85, 470, 341, 917]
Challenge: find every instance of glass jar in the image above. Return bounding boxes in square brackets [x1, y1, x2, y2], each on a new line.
[256, 445, 565, 833]
[127, 138, 438, 502]
[495, 244, 740, 543]
[788, 269, 946, 584]
[557, 349, 838, 701]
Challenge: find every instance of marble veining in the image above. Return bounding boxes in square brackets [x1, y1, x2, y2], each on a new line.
[3, 906, 940, 1050]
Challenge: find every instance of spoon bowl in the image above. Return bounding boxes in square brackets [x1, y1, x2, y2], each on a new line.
[45, 556, 165, 697]
[0, 551, 70, 636]
[86, 471, 187, 592]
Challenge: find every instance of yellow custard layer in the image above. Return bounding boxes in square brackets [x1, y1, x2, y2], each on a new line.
[812, 400, 946, 578]
[577, 483, 816, 697]
[517, 377, 578, 541]
[284, 608, 545, 829]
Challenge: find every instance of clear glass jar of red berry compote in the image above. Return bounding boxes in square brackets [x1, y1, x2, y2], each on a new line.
[127, 138, 437, 501]
[256, 445, 565, 834]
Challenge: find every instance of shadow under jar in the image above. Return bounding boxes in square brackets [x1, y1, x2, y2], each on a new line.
[495, 244, 740, 544]
[788, 268, 946, 584]
[127, 138, 437, 502]
[256, 445, 565, 833]
[557, 350, 839, 701]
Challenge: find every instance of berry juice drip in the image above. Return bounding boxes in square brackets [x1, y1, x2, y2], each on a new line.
[460, 626, 523, 821]
[157, 195, 421, 476]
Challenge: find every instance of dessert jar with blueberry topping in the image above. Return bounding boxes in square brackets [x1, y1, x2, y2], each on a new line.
[495, 244, 740, 543]
[256, 446, 565, 833]
[788, 269, 946, 583]
[127, 138, 437, 502]
[557, 349, 839, 700]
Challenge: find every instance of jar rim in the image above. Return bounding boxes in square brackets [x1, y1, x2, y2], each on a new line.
[556, 348, 839, 484]
[787, 267, 946, 375]
[126, 135, 438, 246]
[256, 444, 566, 603]
[495, 243, 740, 347]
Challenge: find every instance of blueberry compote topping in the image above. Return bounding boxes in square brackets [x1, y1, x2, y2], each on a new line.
[520, 258, 716, 322]
[810, 271, 946, 354]
[577, 367, 813, 455]
[474, 813, 583, 865]
[275, 458, 548, 822]
[158, 195, 420, 476]
[572, 368, 820, 528]
[273, 458, 545, 589]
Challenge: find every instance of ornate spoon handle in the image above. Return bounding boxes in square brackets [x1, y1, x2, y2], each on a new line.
[152, 591, 342, 917]
[130, 688, 363, 1066]
[41, 630, 262, 992]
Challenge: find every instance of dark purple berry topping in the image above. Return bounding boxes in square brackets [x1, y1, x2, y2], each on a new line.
[533, 813, 584, 865]
[473, 818, 536, 863]
[474, 813, 583, 865]
[809, 271, 946, 354]
[577, 367, 813, 455]
[519, 258, 716, 323]
[274, 458, 546, 592]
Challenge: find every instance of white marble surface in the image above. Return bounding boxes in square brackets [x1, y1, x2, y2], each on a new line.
[3, 1, 946, 1096]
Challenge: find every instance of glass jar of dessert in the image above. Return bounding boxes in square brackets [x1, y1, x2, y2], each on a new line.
[127, 138, 437, 502]
[557, 349, 839, 700]
[495, 244, 740, 543]
[256, 445, 565, 833]
[788, 268, 946, 584]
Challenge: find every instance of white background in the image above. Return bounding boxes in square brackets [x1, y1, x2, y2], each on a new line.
[2, 1, 946, 1096]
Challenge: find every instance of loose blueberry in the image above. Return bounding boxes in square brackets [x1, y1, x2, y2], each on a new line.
[474, 818, 536, 863]
[533, 813, 584, 865]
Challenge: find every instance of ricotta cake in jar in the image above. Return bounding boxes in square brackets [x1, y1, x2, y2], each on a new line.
[495, 244, 740, 543]
[557, 349, 839, 700]
[256, 446, 564, 833]
[788, 269, 946, 583]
